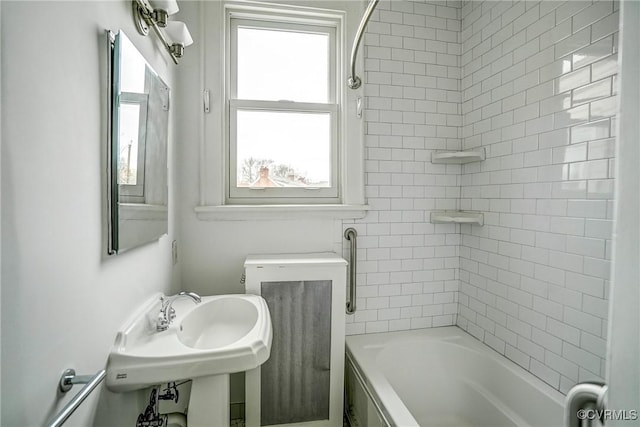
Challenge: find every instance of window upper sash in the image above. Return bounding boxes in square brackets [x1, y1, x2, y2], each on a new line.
[229, 17, 337, 104]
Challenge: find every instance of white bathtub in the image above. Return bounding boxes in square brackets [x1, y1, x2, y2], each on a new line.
[345, 327, 565, 427]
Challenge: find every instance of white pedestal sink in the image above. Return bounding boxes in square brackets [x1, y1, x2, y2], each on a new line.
[189, 374, 230, 427]
[105, 293, 272, 426]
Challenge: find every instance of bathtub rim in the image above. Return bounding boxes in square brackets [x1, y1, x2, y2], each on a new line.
[345, 349, 404, 427]
[345, 326, 566, 427]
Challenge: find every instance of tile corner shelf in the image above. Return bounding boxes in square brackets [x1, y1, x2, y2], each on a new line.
[431, 210, 484, 226]
[431, 148, 486, 164]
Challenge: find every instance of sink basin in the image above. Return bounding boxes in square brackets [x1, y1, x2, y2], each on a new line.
[106, 293, 272, 392]
[178, 297, 258, 349]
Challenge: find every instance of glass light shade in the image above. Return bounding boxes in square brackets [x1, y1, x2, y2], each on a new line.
[165, 21, 193, 47]
[150, 0, 178, 15]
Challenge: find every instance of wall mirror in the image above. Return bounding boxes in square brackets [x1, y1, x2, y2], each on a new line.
[108, 30, 169, 254]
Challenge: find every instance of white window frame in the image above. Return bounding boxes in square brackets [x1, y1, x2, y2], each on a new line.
[229, 13, 341, 204]
[196, 0, 368, 220]
[118, 92, 148, 203]
[229, 17, 339, 203]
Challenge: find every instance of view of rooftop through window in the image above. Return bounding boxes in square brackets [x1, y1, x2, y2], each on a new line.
[236, 110, 331, 187]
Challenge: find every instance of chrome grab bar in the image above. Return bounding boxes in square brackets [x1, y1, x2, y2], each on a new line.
[347, 0, 380, 90]
[565, 382, 607, 427]
[46, 369, 106, 427]
[345, 227, 358, 314]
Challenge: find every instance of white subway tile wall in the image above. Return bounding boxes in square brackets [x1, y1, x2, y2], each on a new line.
[343, 0, 616, 395]
[344, 0, 463, 336]
[458, 0, 616, 393]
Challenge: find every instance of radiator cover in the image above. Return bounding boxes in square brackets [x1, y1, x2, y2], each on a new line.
[244, 253, 347, 427]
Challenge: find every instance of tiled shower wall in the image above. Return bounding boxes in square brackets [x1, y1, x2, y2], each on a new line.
[345, 0, 464, 335]
[457, 0, 617, 393]
[347, 0, 618, 394]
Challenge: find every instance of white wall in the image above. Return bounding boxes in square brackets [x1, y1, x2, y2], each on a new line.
[0, 0, 3, 421]
[457, 0, 618, 393]
[607, 0, 640, 420]
[346, 0, 463, 334]
[1, 1, 180, 425]
[174, 2, 341, 299]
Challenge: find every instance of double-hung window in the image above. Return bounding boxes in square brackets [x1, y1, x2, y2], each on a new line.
[196, 1, 366, 219]
[227, 10, 340, 204]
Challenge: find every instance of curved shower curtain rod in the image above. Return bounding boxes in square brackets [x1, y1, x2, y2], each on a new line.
[348, 0, 380, 90]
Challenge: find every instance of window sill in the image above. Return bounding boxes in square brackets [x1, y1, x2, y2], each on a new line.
[120, 203, 168, 220]
[194, 204, 369, 221]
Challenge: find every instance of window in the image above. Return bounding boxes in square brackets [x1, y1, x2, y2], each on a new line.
[118, 93, 148, 202]
[228, 15, 339, 203]
[196, 1, 366, 219]
[117, 36, 152, 204]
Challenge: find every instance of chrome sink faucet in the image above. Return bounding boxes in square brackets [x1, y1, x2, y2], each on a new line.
[157, 291, 202, 331]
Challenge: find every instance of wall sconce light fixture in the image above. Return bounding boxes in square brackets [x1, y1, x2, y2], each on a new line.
[132, 0, 193, 64]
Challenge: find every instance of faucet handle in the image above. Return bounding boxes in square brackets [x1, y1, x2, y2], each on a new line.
[159, 295, 169, 308]
[157, 311, 169, 331]
[156, 291, 201, 332]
